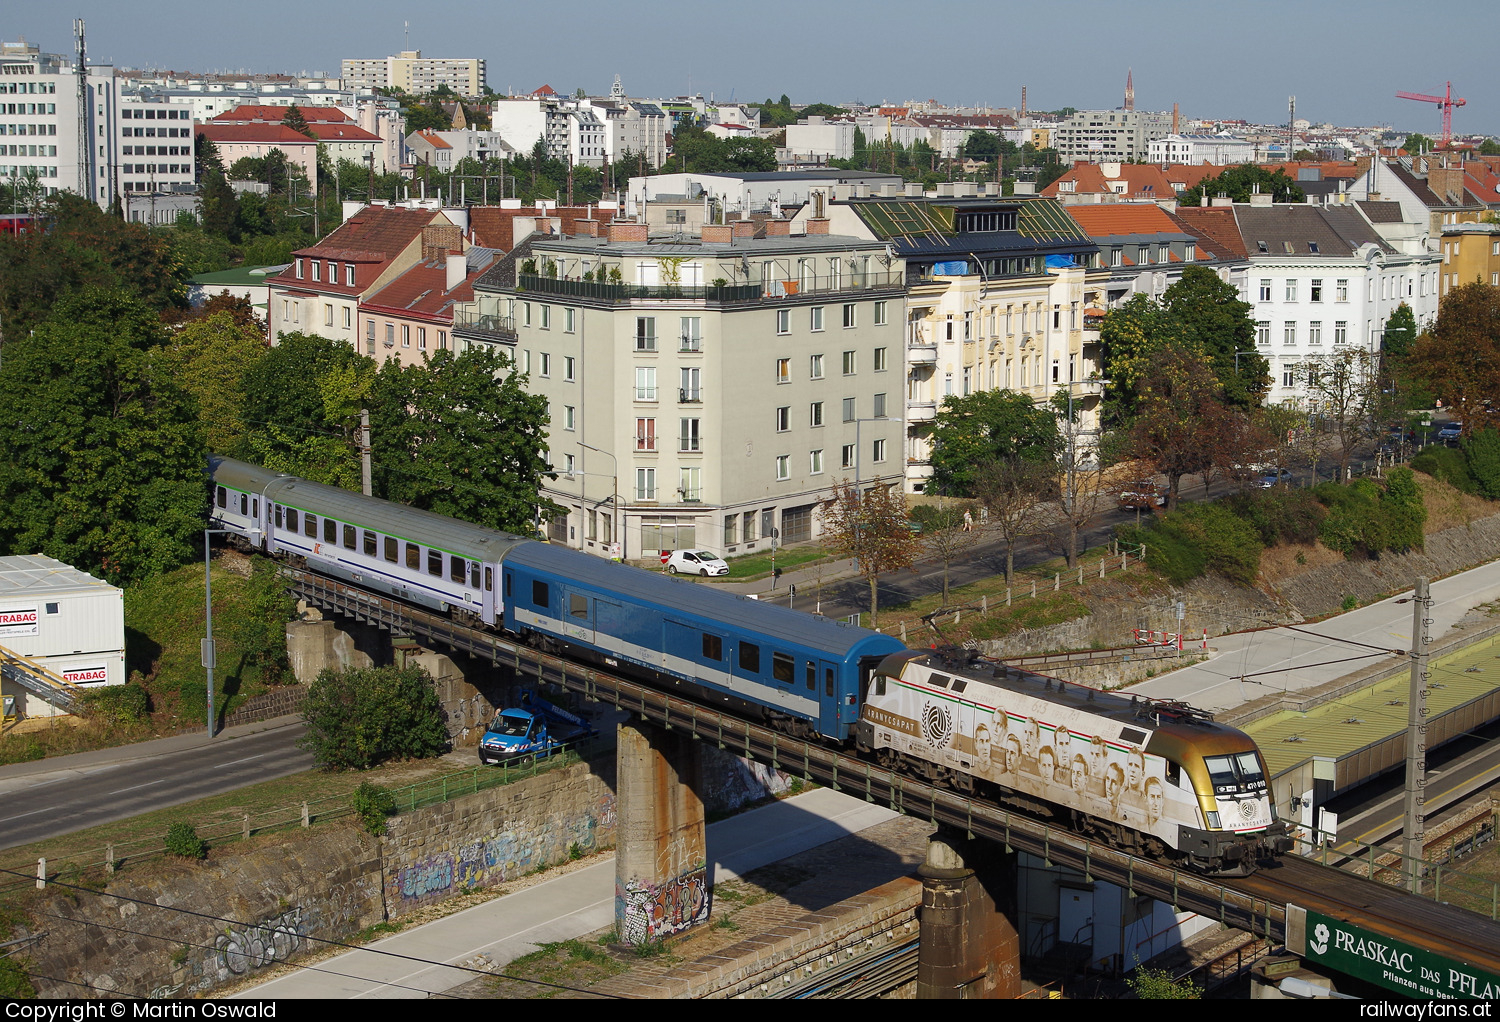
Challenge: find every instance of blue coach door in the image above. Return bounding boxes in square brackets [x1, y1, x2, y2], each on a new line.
[560, 589, 594, 644]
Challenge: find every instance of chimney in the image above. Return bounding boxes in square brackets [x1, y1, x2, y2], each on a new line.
[607, 220, 648, 243]
[421, 223, 463, 262]
[446, 252, 467, 291]
[730, 218, 755, 239]
[574, 218, 600, 237]
[1172, 102, 1179, 135]
[701, 223, 732, 243]
[805, 217, 830, 235]
[763, 218, 791, 237]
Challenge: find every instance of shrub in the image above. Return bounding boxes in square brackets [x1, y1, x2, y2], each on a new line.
[351, 781, 397, 836]
[1412, 447, 1476, 495]
[1127, 967, 1201, 999]
[1225, 488, 1325, 546]
[1461, 428, 1500, 499]
[1316, 479, 1386, 556]
[81, 682, 151, 728]
[1168, 502, 1262, 585]
[227, 556, 296, 683]
[1342, 594, 1360, 611]
[1381, 467, 1427, 553]
[165, 822, 207, 860]
[298, 664, 450, 771]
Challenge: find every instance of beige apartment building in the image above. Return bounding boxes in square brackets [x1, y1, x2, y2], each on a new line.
[453, 216, 906, 560]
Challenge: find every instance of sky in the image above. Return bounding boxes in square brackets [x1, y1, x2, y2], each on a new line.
[7, 1, 1495, 136]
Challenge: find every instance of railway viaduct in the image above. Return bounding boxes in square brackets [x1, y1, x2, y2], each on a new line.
[285, 567, 1500, 999]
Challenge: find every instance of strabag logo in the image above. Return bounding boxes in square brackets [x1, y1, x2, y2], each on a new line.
[0, 608, 38, 637]
[62, 665, 108, 685]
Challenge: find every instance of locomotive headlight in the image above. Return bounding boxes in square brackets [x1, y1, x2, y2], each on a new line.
[1205, 811, 1221, 829]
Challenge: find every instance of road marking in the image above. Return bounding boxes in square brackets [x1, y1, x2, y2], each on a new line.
[213, 754, 271, 769]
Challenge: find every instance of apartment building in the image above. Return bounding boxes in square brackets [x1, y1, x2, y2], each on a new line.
[452, 216, 905, 560]
[817, 195, 1105, 492]
[359, 248, 497, 368]
[1065, 203, 1244, 307]
[1050, 108, 1172, 164]
[342, 51, 486, 96]
[491, 91, 607, 167]
[1437, 221, 1500, 294]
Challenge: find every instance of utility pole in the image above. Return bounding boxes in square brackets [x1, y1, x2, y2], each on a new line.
[360, 409, 372, 496]
[1402, 576, 1431, 895]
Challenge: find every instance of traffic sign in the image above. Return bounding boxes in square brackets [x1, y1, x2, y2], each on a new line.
[660, 550, 671, 565]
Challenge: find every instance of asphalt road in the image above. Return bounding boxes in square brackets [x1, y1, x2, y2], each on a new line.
[0, 717, 313, 851]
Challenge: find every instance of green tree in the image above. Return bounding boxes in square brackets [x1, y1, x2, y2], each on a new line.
[1404, 133, 1434, 156]
[960, 130, 1002, 161]
[1409, 282, 1500, 438]
[0, 289, 206, 584]
[1178, 164, 1306, 206]
[299, 663, 450, 770]
[1479, 138, 1500, 157]
[972, 459, 1056, 581]
[1099, 293, 1184, 412]
[1295, 348, 1382, 481]
[370, 347, 560, 532]
[158, 310, 268, 456]
[226, 555, 295, 683]
[819, 477, 921, 627]
[1383, 302, 1418, 359]
[1130, 343, 1236, 509]
[1161, 266, 1266, 407]
[281, 104, 316, 140]
[1127, 967, 1201, 999]
[927, 389, 1060, 497]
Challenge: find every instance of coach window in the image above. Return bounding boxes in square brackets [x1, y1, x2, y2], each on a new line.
[216, 486, 226, 508]
[383, 537, 397, 562]
[342, 525, 356, 550]
[304, 513, 317, 539]
[532, 580, 549, 607]
[470, 563, 481, 589]
[427, 549, 442, 576]
[252, 498, 259, 518]
[452, 557, 467, 584]
[240, 494, 248, 515]
[286, 508, 298, 532]
[406, 543, 420, 570]
[772, 652, 794, 684]
[825, 668, 835, 698]
[484, 566, 492, 592]
[702, 635, 723, 661]
[363, 530, 376, 556]
[569, 594, 588, 620]
[805, 662, 816, 691]
[324, 517, 337, 543]
[738, 642, 760, 674]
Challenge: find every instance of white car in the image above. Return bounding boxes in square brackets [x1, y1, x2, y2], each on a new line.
[665, 549, 729, 577]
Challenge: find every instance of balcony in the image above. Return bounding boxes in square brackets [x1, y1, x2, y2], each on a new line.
[908, 400, 938, 422]
[907, 343, 939, 365]
[678, 388, 702, 404]
[451, 308, 516, 344]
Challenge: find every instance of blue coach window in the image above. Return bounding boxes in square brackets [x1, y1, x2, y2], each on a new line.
[739, 642, 760, 673]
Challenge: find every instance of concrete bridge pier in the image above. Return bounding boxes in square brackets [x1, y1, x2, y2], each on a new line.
[917, 826, 1022, 999]
[614, 720, 710, 945]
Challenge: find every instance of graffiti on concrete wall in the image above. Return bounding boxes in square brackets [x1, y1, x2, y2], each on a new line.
[616, 865, 709, 944]
[700, 750, 793, 813]
[390, 793, 619, 906]
[212, 907, 307, 976]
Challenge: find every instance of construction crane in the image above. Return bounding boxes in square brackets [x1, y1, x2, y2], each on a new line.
[1396, 82, 1466, 150]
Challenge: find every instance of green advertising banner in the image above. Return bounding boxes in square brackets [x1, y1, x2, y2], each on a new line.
[1289, 905, 1500, 1000]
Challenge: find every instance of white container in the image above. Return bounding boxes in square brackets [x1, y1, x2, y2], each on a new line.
[0, 555, 126, 719]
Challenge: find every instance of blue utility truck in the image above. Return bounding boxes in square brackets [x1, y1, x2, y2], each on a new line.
[478, 689, 597, 764]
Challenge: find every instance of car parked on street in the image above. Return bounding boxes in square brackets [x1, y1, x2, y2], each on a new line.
[665, 549, 730, 576]
[1259, 468, 1293, 488]
[1438, 422, 1463, 444]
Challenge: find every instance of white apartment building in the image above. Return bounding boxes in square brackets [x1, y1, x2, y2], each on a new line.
[783, 116, 856, 162]
[491, 94, 607, 167]
[1230, 203, 1439, 407]
[1147, 133, 1256, 166]
[588, 99, 668, 168]
[342, 51, 486, 96]
[1051, 108, 1173, 164]
[452, 217, 906, 559]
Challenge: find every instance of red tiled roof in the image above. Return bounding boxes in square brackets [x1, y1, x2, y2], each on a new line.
[532, 85, 557, 96]
[468, 205, 619, 252]
[1040, 161, 1175, 200]
[1169, 206, 1248, 260]
[1065, 203, 1183, 237]
[210, 105, 354, 124]
[307, 122, 382, 143]
[361, 255, 496, 322]
[416, 130, 453, 149]
[270, 206, 449, 292]
[195, 123, 319, 146]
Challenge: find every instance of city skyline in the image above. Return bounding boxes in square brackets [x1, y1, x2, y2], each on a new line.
[6, 0, 1495, 136]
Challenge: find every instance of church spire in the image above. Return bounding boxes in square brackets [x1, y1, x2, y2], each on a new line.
[1124, 68, 1134, 112]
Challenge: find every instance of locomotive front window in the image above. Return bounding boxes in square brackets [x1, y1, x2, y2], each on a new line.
[772, 652, 794, 684]
[427, 549, 442, 577]
[324, 517, 337, 543]
[304, 514, 317, 538]
[1204, 753, 1265, 792]
[406, 543, 420, 570]
[739, 642, 760, 673]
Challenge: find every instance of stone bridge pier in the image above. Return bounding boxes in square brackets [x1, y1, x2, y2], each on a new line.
[918, 827, 1022, 998]
[614, 720, 709, 945]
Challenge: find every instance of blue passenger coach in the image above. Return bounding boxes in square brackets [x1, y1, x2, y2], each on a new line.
[501, 544, 905, 740]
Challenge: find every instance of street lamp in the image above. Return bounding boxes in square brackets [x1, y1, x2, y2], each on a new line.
[577, 442, 622, 560]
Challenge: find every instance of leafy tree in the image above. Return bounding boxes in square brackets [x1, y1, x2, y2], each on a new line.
[972, 459, 1056, 581]
[158, 310, 267, 456]
[1161, 267, 1266, 407]
[1129, 343, 1235, 509]
[1383, 302, 1418, 360]
[352, 780, 397, 836]
[1460, 428, 1500, 499]
[240, 332, 373, 488]
[918, 503, 980, 603]
[299, 663, 450, 770]
[0, 288, 206, 585]
[960, 130, 1002, 161]
[1295, 348, 1381, 481]
[1480, 138, 1500, 157]
[927, 389, 1060, 496]
[1408, 282, 1500, 437]
[225, 555, 295, 683]
[1404, 133, 1434, 156]
[819, 478, 921, 627]
[1099, 293, 1183, 413]
[369, 347, 560, 533]
[1178, 164, 1306, 207]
